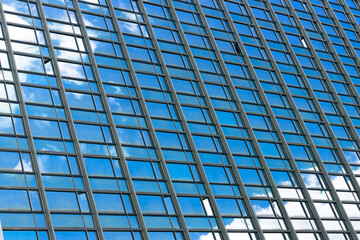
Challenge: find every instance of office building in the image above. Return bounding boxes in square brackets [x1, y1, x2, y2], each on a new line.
[0, 0, 360, 239]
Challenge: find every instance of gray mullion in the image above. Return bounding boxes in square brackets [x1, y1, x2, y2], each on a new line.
[143, 0, 268, 238]
[304, 0, 360, 198]
[35, 1, 105, 239]
[132, 0, 229, 239]
[339, 0, 360, 179]
[192, 0, 299, 238]
[281, 0, 359, 238]
[327, 0, 360, 170]
[168, 0, 271, 238]
[105, 2, 192, 240]
[82, 0, 193, 238]
[219, 0, 325, 238]
[263, 1, 354, 238]
[342, 0, 360, 47]
[275, 0, 360, 235]
[338, 0, 360, 96]
[249, 0, 354, 235]
[291, 0, 360, 210]
[71, 1, 150, 239]
[0, 2, 56, 239]
[167, 0, 269, 239]
[224, 1, 333, 239]
[278, 0, 360, 203]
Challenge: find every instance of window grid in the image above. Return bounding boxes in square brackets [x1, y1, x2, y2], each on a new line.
[283, 0, 360, 238]
[221, 1, 331, 239]
[192, 0, 299, 239]
[71, 1, 155, 239]
[303, 0, 360, 234]
[149, 0, 267, 239]
[268, 0, 360, 238]
[248, 0, 360, 238]
[121, 0, 232, 239]
[1, 0, 360, 240]
[0, 1, 56, 239]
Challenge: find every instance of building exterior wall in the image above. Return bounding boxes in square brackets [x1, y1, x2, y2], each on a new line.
[0, 0, 360, 239]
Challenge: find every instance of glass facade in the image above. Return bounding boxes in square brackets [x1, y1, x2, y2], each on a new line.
[1, 0, 360, 239]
